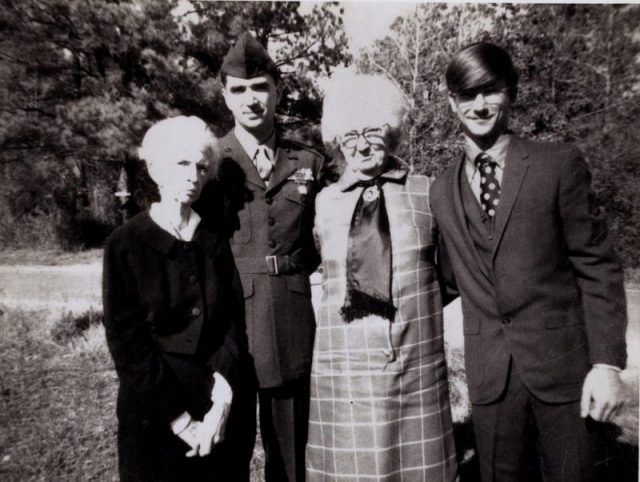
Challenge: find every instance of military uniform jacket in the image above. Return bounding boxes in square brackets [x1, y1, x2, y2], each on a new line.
[430, 136, 627, 405]
[199, 130, 323, 388]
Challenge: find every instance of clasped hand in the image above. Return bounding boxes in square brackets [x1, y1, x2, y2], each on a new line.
[184, 399, 231, 457]
[176, 373, 233, 457]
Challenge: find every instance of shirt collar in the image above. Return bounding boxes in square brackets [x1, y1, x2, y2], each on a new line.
[463, 133, 511, 170]
[149, 202, 201, 242]
[234, 125, 276, 161]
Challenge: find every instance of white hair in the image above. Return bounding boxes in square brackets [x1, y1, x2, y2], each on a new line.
[138, 116, 218, 167]
[321, 69, 409, 148]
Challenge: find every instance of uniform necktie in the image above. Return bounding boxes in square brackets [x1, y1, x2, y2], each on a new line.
[254, 146, 273, 185]
[475, 152, 501, 218]
[341, 177, 396, 322]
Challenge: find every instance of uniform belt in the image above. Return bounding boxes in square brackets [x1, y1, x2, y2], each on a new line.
[235, 255, 303, 275]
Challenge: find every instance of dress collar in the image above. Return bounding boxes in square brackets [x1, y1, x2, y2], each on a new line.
[149, 202, 201, 242]
[133, 211, 219, 256]
[338, 159, 408, 192]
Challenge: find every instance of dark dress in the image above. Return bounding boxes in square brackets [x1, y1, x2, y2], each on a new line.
[102, 211, 245, 481]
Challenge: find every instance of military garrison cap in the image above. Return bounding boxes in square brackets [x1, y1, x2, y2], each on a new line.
[221, 32, 279, 81]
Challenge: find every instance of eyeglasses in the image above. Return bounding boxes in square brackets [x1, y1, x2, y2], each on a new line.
[340, 128, 386, 150]
[453, 86, 510, 104]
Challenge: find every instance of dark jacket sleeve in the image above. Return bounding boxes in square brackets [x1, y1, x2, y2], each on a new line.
[102, 231, 185, 425]
[435, 225, 460, 307]
[430, 180, 459, 307]
[203, 238, 248, 390]
[301, 152, 325, 274]
[558, 150, 627, 367]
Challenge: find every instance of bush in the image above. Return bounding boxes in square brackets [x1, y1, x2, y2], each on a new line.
[50, 310, 104, 345]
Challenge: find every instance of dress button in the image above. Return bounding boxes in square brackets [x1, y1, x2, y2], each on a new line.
[267, 217, 275, 226]
[502, 317, 511, 324]
[382, 349, 395, 362]
[265, 197, 273, 205]
[191, 307, 201, 316]
[267, 239, 276, 248]
[488, 235, 493, 240]
[189, 275, 197, 284]
[182, 243, 191, 251]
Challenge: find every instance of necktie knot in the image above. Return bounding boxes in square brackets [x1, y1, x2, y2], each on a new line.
[254, 146, 273, 182]
[475, 152, 496, 170]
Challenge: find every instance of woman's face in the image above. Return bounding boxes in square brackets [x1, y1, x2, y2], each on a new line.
[339, 125, 389, 178]
[148, 149, 210, 206]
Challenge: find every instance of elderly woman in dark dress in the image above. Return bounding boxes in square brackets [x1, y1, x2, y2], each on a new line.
[306, 71, 458, 481]
[102, 116, 244, 481]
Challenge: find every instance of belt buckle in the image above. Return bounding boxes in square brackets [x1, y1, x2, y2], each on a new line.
[265, 255, 279, 275]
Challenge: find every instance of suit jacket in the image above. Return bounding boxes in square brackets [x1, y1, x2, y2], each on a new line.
[198, 130, 323, 388]
[430, 136, 627, 405]
[102, 212, 244, 427]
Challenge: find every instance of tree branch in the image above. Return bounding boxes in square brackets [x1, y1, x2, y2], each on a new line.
[369, 58, 412, 107]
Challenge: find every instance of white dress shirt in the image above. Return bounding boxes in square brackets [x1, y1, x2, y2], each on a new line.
[234, 125, 276, 173]
[463, 134, 511, 205]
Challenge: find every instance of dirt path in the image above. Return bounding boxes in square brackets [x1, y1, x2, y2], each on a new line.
[0, 262, 638, 367]
[0, 263, 102, 312]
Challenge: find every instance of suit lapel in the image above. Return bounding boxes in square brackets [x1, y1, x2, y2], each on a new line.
[266, 146, 298, 194]
[449, 153, 492, 281]
[221, 132, 265, 190]
[492, 137, 530, 259]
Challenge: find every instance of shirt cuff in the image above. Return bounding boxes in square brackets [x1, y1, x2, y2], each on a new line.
[170, 411, 192, 434]
[593, 363, 622, 372]
[212, 372, 233, 405]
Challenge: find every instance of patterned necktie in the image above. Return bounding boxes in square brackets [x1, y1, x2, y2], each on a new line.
[475, 152, 501, 218]
[254, 146, 273, 184]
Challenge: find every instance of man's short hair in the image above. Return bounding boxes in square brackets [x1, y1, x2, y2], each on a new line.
[446, 42, 519, 99]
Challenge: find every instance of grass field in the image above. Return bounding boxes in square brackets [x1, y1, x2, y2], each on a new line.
[0, 253, 638, 480]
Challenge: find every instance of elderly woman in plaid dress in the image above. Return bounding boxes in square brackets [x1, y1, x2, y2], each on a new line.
[306, 71, 458, 481]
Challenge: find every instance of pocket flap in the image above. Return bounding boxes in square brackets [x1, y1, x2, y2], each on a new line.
[285, 193, 306, 206]
[286, 275, 311, 297]
[463, 312, 480, 335]
[544, 312, 582, 329]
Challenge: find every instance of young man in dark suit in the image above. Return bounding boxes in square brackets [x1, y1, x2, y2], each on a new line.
[198, 32, 323, 482]
[430, 42, 627, 481]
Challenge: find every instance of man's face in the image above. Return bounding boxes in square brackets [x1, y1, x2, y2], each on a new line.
[222, 74, 279, 135]
[448, 83, 512, 142]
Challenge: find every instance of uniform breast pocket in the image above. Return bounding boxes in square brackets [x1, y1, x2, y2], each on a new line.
[284, 191, 308, 233]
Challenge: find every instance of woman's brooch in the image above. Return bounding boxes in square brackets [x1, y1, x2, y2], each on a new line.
[362, 185, 380, 202]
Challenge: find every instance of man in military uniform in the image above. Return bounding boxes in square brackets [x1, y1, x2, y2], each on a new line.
[200, 32, 323, 481]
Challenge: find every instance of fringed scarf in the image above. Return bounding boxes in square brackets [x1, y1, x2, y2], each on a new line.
[340, 177, 396, 322]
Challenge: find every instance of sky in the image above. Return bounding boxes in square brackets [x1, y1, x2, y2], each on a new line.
[298, 1, 417, 53]
[173, 1, 414, 54]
